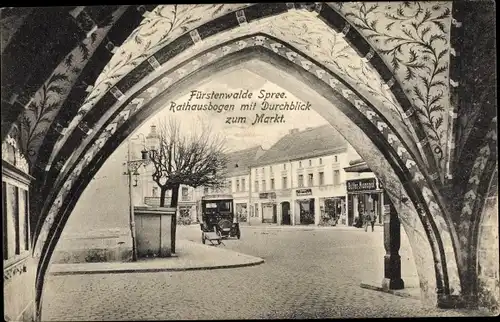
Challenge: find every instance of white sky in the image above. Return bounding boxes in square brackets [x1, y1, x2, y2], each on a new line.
[132, 68, 329, 152]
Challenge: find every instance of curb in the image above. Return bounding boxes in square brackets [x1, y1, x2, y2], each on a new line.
[360, 282, 421, 300]
[49, 258, 265, 276]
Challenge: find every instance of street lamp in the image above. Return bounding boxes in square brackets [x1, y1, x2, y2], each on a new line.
[125, 133, 151, 261]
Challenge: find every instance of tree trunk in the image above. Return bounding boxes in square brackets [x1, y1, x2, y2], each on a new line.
[170, 184, 180, 253]
[159, 187, 167, 207]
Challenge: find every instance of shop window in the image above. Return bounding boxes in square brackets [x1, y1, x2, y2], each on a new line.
[333, 170, 340, 185]
[241, 178, 246, 192]
[236, 179, 240, 192]
[262, 180, 266, 191]
[255, 181, 259, 192]
[319, 172, 324, 185]
[308, 173, 314, 186]
[298, 174, 304, 187]
[282, 176, 288, 189]
[271, 178, 275, 190]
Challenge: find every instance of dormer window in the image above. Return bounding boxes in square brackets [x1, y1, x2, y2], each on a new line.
[235, 163, 239, 168]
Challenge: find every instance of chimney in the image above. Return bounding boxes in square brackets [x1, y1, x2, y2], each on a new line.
[289, 128, 299, 134]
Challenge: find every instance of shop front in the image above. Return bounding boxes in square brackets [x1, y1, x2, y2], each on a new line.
[346, 178, 383, 226]
[294, 188, 315, 225]
[235, 202, 248, 223]
[319, 196, 345, 226]
[260, 192, 277, 223]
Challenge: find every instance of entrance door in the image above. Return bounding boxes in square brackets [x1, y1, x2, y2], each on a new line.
[281, 202, 291, 225]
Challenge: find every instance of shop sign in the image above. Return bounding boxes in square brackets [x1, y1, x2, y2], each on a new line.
[296, 188, 312, 196]
[346, 178, 377, 192]
[259, 192, 276, 199]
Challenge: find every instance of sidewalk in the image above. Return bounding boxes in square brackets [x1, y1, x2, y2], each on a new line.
[239, 223, 378, 232]
[48, 239, 264, 276]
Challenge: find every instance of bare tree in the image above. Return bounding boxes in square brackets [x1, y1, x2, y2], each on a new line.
[149, 116, 228, 252]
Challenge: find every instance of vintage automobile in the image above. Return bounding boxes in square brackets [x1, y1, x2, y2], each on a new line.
[200, 194, 241, 245]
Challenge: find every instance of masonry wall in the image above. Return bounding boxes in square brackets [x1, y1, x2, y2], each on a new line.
[52, 143, 132, 264]
[476, 170, 499, 312]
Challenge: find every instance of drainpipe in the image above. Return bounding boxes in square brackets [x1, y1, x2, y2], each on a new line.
[247, 166, 251, 225]
[290, 160, 295, 226]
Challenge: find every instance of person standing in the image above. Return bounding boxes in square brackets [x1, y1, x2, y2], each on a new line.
[365, 209, 376, 232]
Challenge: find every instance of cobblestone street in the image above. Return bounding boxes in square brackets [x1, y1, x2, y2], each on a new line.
[42, 226, 483, 320]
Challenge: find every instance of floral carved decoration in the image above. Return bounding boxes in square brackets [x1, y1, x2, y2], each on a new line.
[55, 4, 251, 164]
[332, 1, 452, 172]
[18, 7, 127, 167]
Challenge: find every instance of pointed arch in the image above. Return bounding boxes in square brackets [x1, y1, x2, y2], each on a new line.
[33, 34, 462, 317]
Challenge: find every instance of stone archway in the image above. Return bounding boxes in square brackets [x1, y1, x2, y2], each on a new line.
[33, 34, 461, 317]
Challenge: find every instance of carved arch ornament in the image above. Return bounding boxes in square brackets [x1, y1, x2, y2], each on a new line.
[43, 3, 452, 189]
[33, 32, 462, 309]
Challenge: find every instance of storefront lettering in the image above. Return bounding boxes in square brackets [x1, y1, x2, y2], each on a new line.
[346, 178, 377, 192]
[259, 192, 276, 199]
[296, 188, 312, 196]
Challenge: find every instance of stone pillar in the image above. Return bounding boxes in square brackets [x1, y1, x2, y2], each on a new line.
[314, 197, 321, 225]
[381, 195, 405, 290]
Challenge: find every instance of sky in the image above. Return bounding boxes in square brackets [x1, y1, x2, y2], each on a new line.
[132, 68, 329, 152]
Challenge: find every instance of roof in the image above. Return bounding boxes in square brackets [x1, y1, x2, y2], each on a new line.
[252, 125, 348, 167]
[223, 145, 265, 177]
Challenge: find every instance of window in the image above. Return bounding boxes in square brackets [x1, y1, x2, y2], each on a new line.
[262, 180, 266, 191]
[319, 158, 323, 165]
[282, 176, 288, 189]
[283, 164, 286, 170]
[270, 178, 275, 190]
[298, 174, 304, 187]
[3, 181, 29, 260]
[236, 179, 240, 192]
[334, 155, 338, 162]
[309, 159, 312, 166]
[3, 182, 8, 260]
[299, 161, 302, 168]
[308, 173, 314, 186]
[181, 187, 189, 201]
[152, 187, 158, 197]
[204, 186, 209, 194]
[333, 170, 340, 185]
[255, 180, 259, 192]
[261, 167, 264, 174]
[319, 172, 324, 185]
[270, 166, 273, 173]
[241, 178, 246, 192]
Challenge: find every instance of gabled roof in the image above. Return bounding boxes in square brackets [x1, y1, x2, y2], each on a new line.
[224, 145, 265, 177]
[252, 125, 347, 167]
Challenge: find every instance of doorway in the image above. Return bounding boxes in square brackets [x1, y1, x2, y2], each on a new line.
[281, 202, 291, 225]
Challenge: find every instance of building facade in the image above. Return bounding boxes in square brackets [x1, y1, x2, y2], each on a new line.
[248, 125, 382, 227]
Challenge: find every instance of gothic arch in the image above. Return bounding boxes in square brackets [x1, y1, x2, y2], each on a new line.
[37, 2, 449, 203]
[33, 33, 461, 316]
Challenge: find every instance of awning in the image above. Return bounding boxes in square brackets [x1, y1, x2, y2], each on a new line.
[343, 161, 371, 173]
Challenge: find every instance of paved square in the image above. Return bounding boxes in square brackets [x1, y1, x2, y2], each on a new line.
[42, 226, 483, 320]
